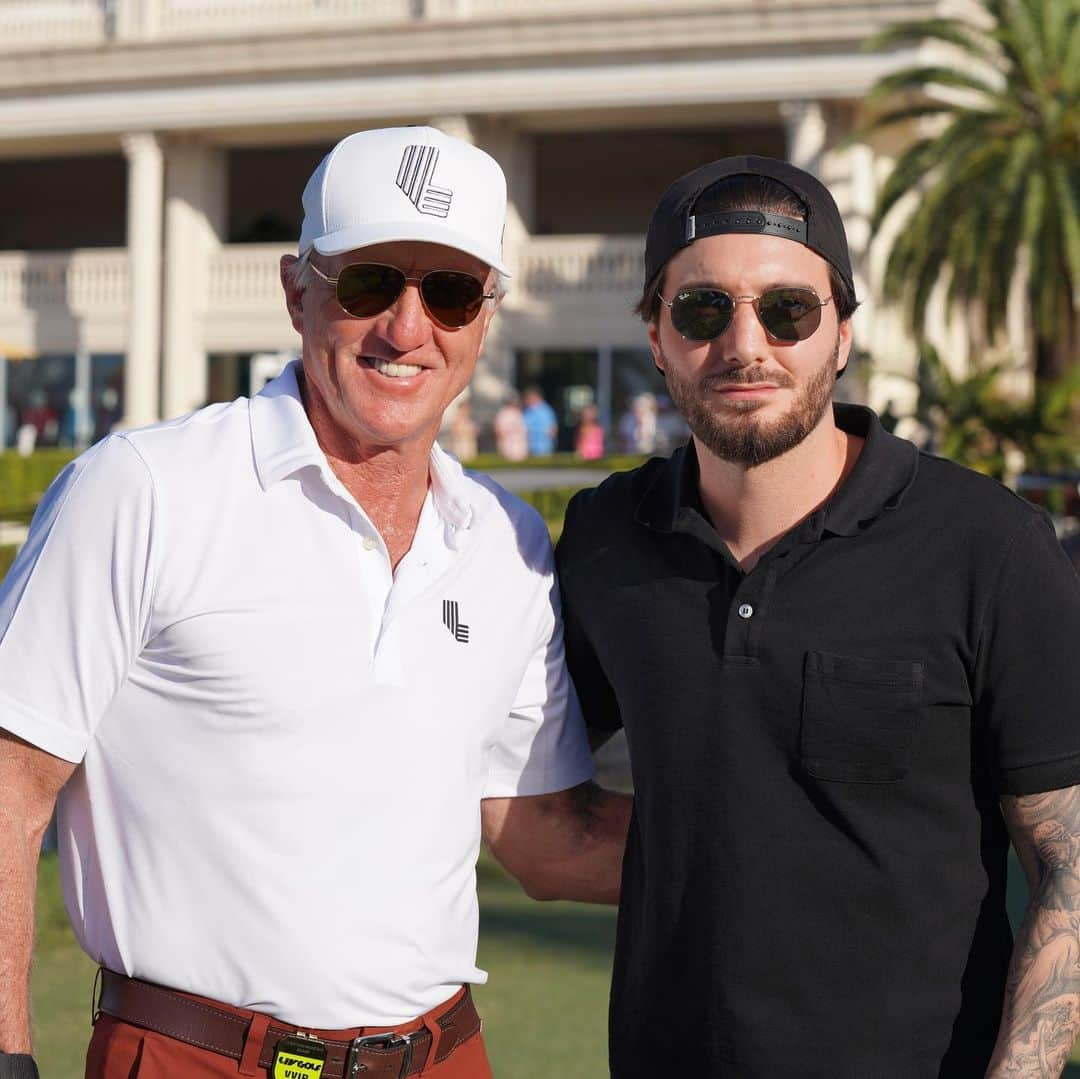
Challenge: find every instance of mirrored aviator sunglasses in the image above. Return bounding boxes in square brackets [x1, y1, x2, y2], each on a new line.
[309, 262, 494, 329]
[661, 286, 832, 343]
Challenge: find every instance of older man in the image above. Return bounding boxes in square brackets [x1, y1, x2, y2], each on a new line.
[0, 126, 629, 1079]
[557, 156, 1080, 1077]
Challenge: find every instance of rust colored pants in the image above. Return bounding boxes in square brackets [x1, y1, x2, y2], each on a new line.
[85, 984, 494, 1079]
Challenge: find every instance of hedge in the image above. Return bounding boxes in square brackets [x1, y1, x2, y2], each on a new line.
[0, 449, 77, 521]
[469, 452, 645, 473]
[0, 545, 16, 580]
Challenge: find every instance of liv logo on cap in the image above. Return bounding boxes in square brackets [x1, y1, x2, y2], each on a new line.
[297, 126, 511, 276]
[397, 145, 454, 218]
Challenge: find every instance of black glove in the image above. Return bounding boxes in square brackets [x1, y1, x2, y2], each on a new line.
[0, 1054, 39, 1079]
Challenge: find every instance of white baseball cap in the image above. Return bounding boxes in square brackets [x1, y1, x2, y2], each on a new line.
[298, 126, 511, 277]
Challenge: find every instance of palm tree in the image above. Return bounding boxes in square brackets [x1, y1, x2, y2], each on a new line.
[861, 0, 1080, 378]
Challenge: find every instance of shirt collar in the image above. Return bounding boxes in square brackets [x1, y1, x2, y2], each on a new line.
[249, 360, 475, 531]
[635, 403, 919, 537]
[821, 403, 919, 536]
[428, 441, 476, 532]
[249, 361, 326, 489]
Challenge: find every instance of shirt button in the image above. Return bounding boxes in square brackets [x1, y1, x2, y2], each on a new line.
[738, 603, 754, 619]
[362, 536, 377, 551]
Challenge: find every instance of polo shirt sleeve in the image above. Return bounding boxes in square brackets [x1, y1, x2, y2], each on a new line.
[482, 534, 594, 799]
[0, 435, 157, 763]
[975, 512, 1080, 796]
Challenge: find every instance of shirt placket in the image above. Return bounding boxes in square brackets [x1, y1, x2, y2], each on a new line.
[725, 515, 825, 658]
[725, 559, 779, 659]
[374, 498, 459, 686]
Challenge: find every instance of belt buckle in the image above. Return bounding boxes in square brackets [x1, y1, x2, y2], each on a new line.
[346, 1030, 413, 1078]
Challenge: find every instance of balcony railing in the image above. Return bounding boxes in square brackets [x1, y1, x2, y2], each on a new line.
[0, 1, 104, 49]
[518, 235, 642, 299]
[0, 249, 129, 315]
[149, 0, 413, 38]
[206, 243, 288, 310]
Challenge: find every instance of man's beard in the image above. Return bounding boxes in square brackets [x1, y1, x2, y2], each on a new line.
[662, 338, 839, 467]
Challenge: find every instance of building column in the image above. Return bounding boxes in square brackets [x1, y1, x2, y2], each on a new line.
[780, 100, 827, 176]
[458, 118, 535, 421]
[121, 132, 164, 428]
[163, 137, 226, 417]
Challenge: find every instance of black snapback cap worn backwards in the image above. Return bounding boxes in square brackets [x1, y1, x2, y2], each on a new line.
[644, 155, 855, 297]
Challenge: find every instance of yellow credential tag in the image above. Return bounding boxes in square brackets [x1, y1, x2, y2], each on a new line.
[272, 1037, 327, 1079]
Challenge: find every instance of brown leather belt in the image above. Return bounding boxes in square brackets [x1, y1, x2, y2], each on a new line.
[95, 968, 481, 1078]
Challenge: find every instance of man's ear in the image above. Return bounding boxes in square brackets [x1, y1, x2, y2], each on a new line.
[280, 255, 305, 334]
[648, 319, 665, 375]
[835, 317, 854, 378]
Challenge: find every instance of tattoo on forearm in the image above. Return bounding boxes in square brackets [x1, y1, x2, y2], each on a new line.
[990, 786, 1080, 1077]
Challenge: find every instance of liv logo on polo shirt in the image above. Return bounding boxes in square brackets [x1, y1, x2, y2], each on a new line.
[397, 145, 453, 218]
[443, 600, 470, 643]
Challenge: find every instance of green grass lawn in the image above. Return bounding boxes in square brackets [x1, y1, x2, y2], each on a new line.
[31, 849, 1080, 1077]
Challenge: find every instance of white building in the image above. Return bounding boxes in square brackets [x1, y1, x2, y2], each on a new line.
[0, 0, 969, 450]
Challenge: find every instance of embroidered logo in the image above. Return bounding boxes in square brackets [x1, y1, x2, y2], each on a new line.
[442, 600, 470, 644]
[397, 145, 453, 218]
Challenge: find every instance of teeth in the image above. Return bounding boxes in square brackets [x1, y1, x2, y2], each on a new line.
[369, 358, 422, 378]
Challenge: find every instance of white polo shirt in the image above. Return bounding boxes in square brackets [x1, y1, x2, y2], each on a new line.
[0, 363, 593, 1027]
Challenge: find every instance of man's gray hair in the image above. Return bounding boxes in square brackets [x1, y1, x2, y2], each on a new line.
[282, 250, 316, 295]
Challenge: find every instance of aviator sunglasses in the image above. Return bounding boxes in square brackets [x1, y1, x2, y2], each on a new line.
[308, 261, 495, 329]
[659, 286, 832, 343]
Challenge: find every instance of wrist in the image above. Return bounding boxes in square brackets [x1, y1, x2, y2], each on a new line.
[0, 1053, 39, 1079]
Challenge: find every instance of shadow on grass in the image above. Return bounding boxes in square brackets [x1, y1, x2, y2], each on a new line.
[480, 905, 616, 959]
[476, 853, 617, 960]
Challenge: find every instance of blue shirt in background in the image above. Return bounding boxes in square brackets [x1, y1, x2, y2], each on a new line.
[523, 400, 558, 456]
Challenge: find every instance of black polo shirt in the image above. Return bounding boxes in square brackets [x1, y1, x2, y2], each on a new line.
[556, 404, 1080, 1078]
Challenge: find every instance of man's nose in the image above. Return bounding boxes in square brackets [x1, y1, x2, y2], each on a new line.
[378, 282, 432, 351]
[718, 297, 769, 365]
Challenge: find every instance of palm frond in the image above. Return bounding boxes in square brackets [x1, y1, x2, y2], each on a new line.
[1049, 159, 1080, 309]
[998, 0, 1050, 95]
[851, 103, 961, 142]
[864, 17, 998, 62]
[872, 109, 1017, 228]
[1062, 14, 1080, 96]
[864, 65, 1003, 105]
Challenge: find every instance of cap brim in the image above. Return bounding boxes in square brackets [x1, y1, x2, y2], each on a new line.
[309, 220, 511, 278]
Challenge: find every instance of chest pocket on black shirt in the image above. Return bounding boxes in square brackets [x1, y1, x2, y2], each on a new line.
[800, 651, 924, 783]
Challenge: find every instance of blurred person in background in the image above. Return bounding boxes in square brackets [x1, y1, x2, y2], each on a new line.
[522, 384, 557, 456]
[557, 155, 1080, 1078]
[21, 390, 57, 446]
[446, 397, 478, 461]
[93, 386, 122, 441]
[0, 126, 629, 1079]
[574, 402, 604, 460]
[617, 392, 658, 455]
[493, 390, 527, 461]
[653, 394, 689, 456]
